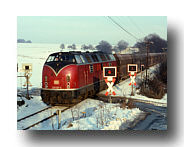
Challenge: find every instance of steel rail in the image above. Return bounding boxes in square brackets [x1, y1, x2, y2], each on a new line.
[17, 106, 52, 122]
[23, 113, 57, 130]
[21, 101, 82, 130]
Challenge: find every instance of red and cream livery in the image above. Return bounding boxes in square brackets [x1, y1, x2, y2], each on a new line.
[41, 51, 117, 104]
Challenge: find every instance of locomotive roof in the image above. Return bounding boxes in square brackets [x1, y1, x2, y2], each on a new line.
[49, 51, 111, 56]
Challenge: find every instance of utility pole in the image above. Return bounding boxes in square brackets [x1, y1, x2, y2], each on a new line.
[26, 74, 29, 100]
[17, 64, 32, 100]
[145, 41, 153, 87]
[131, 83, 134, 96]
[17, 74, 30, 100]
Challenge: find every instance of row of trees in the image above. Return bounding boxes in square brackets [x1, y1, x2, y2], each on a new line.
[60, 40, 129, 53]
[60, 44, 95, 50]
[60, 33, 167, 53]
[17, 39, 32, 43]
[60, 44, 76, 49]
[133, 34, 167, 53]
[95, 40, 129, 53]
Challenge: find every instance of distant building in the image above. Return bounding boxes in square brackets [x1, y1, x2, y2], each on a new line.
[120, 47, 139, 54]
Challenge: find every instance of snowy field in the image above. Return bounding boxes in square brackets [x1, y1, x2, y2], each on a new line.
[17, 43, 167, 130]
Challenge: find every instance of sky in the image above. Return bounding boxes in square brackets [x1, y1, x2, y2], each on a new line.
[17, 16, 167, 46]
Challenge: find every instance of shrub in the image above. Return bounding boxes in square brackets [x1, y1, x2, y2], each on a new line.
[157, 60, 167, 84]
[139, 61, 167, 99]
[139, 78, 165, 99]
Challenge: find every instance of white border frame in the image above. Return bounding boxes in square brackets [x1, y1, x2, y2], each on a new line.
[21, 63, 32, 72]
[127, 64, 138, 72]
[103, 66, 117, 78]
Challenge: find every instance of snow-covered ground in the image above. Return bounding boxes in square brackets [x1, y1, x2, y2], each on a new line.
[17, 96, 144, 130]
[17, 96, 47, 120]
[58, 99, 145, 130]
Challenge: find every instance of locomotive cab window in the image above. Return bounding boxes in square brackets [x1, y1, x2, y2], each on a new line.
[60, 55, 76, 63]
[46, 54, 76, 64]
[46, 56, 55, 62]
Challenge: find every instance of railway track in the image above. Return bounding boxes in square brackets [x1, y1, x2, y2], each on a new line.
[130, 102, 167, 130]
[17, 106, 52, 122]
[17, 102, 80, 130]
[96, 95, 167, 107]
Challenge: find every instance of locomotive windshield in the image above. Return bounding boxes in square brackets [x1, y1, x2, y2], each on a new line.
[45, 53, 76, 73]
[46, 54, 76, 63]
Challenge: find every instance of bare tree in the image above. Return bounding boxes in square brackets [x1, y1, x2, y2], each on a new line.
[60, 43, 65, 49]
[134, 33, 167, 53]
[112, 46, 119, 53]
[81, 44, 89, 50]
[67, 45, 73, 49]
[88, 44, 94, 50]
[72, 44, 76, 50]
[95, 40, 112, 53]
[117, 40, 129, 52]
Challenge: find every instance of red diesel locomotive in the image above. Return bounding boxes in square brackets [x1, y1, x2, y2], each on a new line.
[41, 51, 166, 105]
[41, 51, 117, 104]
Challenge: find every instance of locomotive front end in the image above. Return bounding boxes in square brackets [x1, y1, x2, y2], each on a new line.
[41, 52, 79, 105]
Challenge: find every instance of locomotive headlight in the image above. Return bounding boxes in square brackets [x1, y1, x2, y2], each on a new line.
[66, 74, 71, 89]
[45, 76, 47, 81]
[45, 82, 48, 88]
[66, 74, 71, 82]
[67, 82, 70, 89]
[45, 76, 48, 88]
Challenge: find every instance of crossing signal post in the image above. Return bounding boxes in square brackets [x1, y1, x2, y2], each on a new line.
[17, 63, 32, 100]
[128, 64, 137, 96]
[23, 64, 32, 99]
[103, 67, 117, 103]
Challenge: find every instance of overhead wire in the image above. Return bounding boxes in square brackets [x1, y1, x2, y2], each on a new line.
[126, 16, 146, 37]
[117, 16, 140, 37]
[114, 16, 154, 50]
[103, 16, 131, 43]
[107, 16, 140, 42]
[116, 16, 142, 45]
